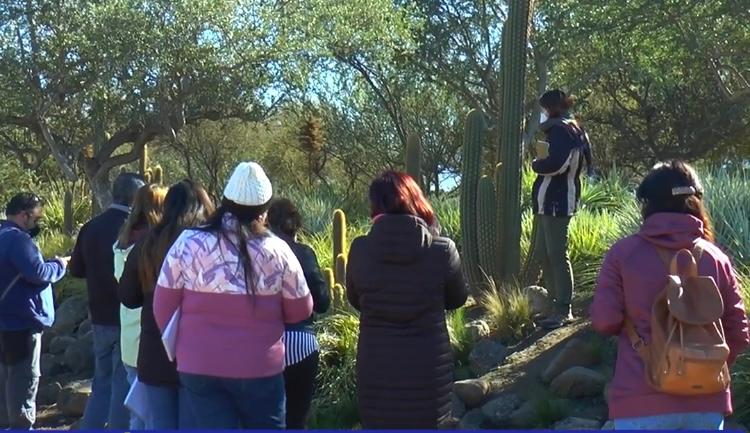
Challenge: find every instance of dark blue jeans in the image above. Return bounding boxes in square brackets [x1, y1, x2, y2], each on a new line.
[180, 372, 285, 429]
[79, 325, 129, 429]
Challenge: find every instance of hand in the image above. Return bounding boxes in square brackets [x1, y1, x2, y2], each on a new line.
[56, 256, 71, 268]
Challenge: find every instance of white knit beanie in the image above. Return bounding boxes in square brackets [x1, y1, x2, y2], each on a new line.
[223, 162, 273, 206]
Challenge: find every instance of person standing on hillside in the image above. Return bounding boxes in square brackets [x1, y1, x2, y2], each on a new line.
[0, 193, 68, 429]
[527, 89, 593, 329]
[70, 173, 145, 429]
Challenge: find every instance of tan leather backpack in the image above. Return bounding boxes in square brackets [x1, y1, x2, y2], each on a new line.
[625, 246, 731, 396]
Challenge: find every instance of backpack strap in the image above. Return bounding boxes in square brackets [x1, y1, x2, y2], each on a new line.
[624, 319, 650, 362]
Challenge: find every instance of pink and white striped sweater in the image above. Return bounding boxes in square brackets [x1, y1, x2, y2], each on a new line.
[154, 222, 313, 379]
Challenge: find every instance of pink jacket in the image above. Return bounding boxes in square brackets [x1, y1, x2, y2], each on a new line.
[591, 212, 749, 419]
[154, 223, 313, 380]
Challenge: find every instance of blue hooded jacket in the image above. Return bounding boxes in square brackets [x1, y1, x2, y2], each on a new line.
[0, 220, 66, 330]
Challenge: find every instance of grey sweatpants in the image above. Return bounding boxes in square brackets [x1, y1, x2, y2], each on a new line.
[526, 215, 574, 315]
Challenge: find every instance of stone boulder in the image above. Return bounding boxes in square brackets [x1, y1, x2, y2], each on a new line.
[458, 408, 485, 430]
[57, 380, 91, 416]
[52, 295, 88, 335]
[550, 367, 606, 398]
[469, 339, 508, 376]
[453, 379, 490, 408]
[508, 400, 537, 428]
[49, 335, 76, 355]
[76, 318, 92, 338]
[480, 393, 522, 427]
[542, 338, 597, 383]
[40, 353, 65, 377]
[37, 381, 63, 405]
[554, 417, 602, 430]
[464, 320, 491, 341]
[451, 392, 466, 419]
[524, 285, 552, 317]
[63, 331, 94, 375]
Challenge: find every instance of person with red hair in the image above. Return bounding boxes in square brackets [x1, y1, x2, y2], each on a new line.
[346, 171, 468, 429]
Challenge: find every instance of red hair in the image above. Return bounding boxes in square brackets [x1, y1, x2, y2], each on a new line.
[369, 171, 435, 226]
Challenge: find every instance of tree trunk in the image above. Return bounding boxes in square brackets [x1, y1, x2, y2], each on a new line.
[84, 159, 112, 215]
[63, 189, 74, 235]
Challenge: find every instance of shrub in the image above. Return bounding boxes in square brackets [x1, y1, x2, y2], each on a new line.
[310, 312, 360, 428]
[477, 281, 534, 345]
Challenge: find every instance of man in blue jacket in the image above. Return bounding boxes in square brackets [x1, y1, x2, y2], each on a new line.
[0, 193, 68, 429]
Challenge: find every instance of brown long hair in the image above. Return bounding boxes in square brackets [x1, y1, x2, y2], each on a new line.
[137, 180, 215, 292]
[636, 160, 715, 242]
[369, 170, 435, 226]
[117, 184, 167, 247]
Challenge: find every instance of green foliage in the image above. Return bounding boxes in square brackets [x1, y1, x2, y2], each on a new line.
[405, 133, 422, 185]
[732, 350, 750, 427]
[446, 307, 472, 370]
[310, 311, 361, 429]
[477, 282, 534, 345]
[36, 231, 75, 259]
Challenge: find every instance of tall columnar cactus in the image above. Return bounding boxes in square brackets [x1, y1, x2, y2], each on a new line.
[460, 109, 487, 289]
[405, 133, 422, 186]
[323, 268, 335, 293]
[477, 175, 498, 284]
[335, 254, 347, 289]
[144, 168, 153, 184]
[140, 144, 149, 176]
[332, 209, 347, 283]
[153, 165, 164, 185]
[497, 0, 535, 281]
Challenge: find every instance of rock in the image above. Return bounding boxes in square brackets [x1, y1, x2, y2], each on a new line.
[49, 336, 76, 355]
[451, 392, 466, 418]
[453, 379, 490, 408]
[601, 420, 615, 430]
[57, 380, 91, 416]
[469, 339, 508, 376]
[40, 353, 65, 377]
[480, 393, 522, 427]
[554, 417, 602, 430]
[458, 408, 485, 430]
[464, 320, 491, 341]
[63, 331, 94, 375]
[524, 285, 552, 316]
[52, 295, 88, 335]
[550, 367, 606, 398]
[37, 381, 63, 405]
[41, 330, 57, 353]
[542, 338, 597, 383]
[508, 400, 537, 428]
[76, 318, 92, 338]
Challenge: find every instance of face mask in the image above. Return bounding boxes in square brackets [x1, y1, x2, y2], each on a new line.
[28, 225, 42, 238]
[540, 111, 549, 124]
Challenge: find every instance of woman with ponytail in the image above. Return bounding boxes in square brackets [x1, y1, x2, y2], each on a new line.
[152, 162, 312, 429]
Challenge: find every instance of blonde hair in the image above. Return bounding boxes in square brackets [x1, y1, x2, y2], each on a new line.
[117, 184, 168, 246]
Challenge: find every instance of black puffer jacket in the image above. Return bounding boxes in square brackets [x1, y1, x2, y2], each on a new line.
[276, 233, 330, 332]
[346, 214, 468, 429]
